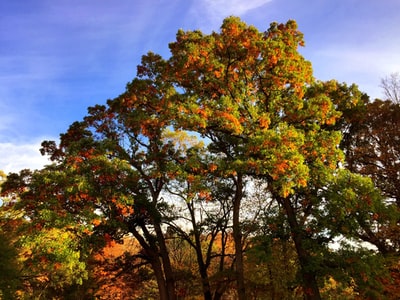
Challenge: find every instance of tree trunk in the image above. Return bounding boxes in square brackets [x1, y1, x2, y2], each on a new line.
[151, 254, 169, 300]
[281, 196, 321, 300]
[232, 174, 246, 300]
[130, 226, 169, 300]
[149, 185, 177, 300]
[198, 265, 213, 300]
[154, 223, 177, 300]
[187, 200, 213, 300]
[213, 230, 229, 300]
[129, 222, 175, 300]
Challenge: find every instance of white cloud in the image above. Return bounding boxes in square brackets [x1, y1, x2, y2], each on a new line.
[0, 140, 53, 174]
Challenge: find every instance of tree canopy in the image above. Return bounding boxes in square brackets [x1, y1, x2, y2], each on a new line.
[1, 17, 399, 300]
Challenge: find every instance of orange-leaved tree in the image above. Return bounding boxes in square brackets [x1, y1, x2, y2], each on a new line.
[1, 17, 395, 300]
[166, 17, 337, 299]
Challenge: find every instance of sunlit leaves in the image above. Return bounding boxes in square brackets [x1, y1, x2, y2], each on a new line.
[167, 17, 342, 200]
[2, 16, 396, 299]
[20, 227, 88, 286]
[321, 169, 399, 253]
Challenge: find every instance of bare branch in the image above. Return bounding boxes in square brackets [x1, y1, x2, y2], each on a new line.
[380, 72, 400, 104]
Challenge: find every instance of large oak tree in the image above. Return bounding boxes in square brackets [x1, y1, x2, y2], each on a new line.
[1, 17, 396, 300]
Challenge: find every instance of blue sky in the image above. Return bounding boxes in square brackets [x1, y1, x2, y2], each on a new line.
[1, 0, 399, 173]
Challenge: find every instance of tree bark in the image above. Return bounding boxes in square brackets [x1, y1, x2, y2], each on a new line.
[130, 226, 169, 300]
[149, 184, 177, 300]
[280, 195, 321, 300]
[150, 253, 169, 300]
[213, 229, 229, 300]
[154, 223, 177, 300]
[187, 201, 213, 300]
[232, 174, 246, 300]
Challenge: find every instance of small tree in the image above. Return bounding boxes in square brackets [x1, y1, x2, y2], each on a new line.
[381, 72, 400, 103]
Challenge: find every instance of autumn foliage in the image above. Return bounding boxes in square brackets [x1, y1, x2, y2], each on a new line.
[1, 17, 400, 300]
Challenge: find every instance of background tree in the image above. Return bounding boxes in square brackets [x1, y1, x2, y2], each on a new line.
[381, 72, 400, 103]
[0, 230, 21, 300]
[165, 161, 237, 300]
[0, 170, 23, 299]
[245, 186, 301, 299]
[327, 81, 400, 253]
[332, 82, 400, 298]
[344, 100, 400, 209]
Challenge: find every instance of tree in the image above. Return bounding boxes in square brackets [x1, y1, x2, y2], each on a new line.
[381, 72, 400, 103]
[167, 17, 308, 299]
[51, 75, 180, 300]
[1, 17, 395, 300]
[245, 199, 301, 299]
[0, 171, 22, 300]
[331, 88, 400, 298]
[165, 162, 237, 300]
[344, 99, 400, 208]
[166, 17, 350, 299]
[331, 84, 400, 254]
[1, 168, 92, 299]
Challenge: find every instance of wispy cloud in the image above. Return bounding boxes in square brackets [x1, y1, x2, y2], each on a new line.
[203, 0, 272, 16]
[2, 0, 399, 173]
[0, 1, 149, 141]
[190, 0, 273, 30]
[0, 0, 188, 173]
